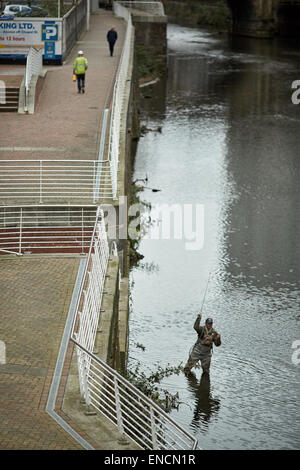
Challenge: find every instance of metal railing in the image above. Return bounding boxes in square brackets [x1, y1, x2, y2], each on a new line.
[0, 160, 113, 204]
[63, 0, 87, 59]
[0, 206, 97, 255]
[71, 207, 109, 353]
[107, 4, 135, 199]
[72, 341, 199, 450]
[25, 47, 43, 109]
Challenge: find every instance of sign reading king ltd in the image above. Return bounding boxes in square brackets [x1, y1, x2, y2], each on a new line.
[0, 18, 62, 60]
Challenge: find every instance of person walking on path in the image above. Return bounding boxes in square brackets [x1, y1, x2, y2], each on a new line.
[107, 27, 118, 57]
[184, 313, 221, 375]
[73, 50, 88, 93]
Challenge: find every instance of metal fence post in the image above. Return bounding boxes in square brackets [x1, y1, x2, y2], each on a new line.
[18, 208, 23, 255]
[114, 377, 128, 445]
[81, 207, 84, 254]
[93, 161, 96, 203]
[39, 161, 43, 204]
[82, 351, 96, 416]
[150, 406, 158, 450]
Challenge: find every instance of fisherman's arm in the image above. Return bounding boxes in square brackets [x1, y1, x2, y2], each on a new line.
[213, 331, 221, 347]
[193, 313, 203, 334]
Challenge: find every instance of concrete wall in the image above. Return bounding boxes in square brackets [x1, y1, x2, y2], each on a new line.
[228, 0, 277, 37]
[104, 5, 167, 372]
[134, 20, 167, 58]
[277, 2, 300, 36]
[228, 0, 300, 38]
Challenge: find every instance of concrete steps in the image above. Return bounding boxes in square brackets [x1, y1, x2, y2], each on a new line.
[0, 87, 20, 113]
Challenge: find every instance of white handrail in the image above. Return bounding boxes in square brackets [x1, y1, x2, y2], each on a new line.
[106, 4, 134, 199]
[0, 206, 97, 255]
[72, 208, 109, 354]
[0, 160, 113, 202]
[72, 340, 199, 450]
[108, 2, 165, 198]
[25, 47, 43, 109]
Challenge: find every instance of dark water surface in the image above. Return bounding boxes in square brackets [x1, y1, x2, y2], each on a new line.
[129, 24, 300, 450]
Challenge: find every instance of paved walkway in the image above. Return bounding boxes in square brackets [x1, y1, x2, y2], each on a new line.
[0, 9, 126, 450]
[0, 10, 125, 161]
[0, 256, 83, 449]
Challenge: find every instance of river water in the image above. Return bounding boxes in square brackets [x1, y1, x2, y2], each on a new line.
[128, 24, 300, 450]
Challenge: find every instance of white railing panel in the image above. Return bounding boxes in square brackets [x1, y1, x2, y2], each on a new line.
[25, 47, 43, 93]
[0, 160, 113, 203]
[105, 7, 134, 199]
[71, 342, 199, 451]
[0, 206, 97, 255]
[25, 46, 43, 109]
[72, 207, 109, 353]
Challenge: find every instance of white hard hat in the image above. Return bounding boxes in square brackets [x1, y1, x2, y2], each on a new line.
[78, 50, 83, 55]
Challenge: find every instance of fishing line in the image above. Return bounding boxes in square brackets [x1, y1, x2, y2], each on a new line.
[200, 269, 213, 313]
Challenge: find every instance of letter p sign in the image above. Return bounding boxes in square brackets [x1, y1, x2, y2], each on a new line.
[41, 23, 58, 41]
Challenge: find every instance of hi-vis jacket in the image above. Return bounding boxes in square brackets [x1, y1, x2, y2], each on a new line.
[73, 57, 88, 75]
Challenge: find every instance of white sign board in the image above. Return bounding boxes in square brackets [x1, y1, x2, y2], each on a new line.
[0, 18, 63, 60]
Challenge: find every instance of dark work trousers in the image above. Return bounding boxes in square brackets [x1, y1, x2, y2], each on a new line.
[76, 74, 85, 92]
[108, 42, 116, 57]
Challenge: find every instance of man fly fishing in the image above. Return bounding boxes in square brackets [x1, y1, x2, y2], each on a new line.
[183, 313, 221, 375]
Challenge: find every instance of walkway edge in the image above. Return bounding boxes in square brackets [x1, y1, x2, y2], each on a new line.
[45, 258, 94, 450]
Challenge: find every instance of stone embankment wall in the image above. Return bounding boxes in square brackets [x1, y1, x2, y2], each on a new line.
[106, 5, 167, 371]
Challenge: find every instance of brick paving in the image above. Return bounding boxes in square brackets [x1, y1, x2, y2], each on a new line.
[0, 256, 83, 449]
[0, 10, 125, 161]
[0, 74, 23, 88]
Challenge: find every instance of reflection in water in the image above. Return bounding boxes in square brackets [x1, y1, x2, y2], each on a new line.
[185, 372, 220, 431]
[138, 261, 160, 274]
[129, 23, 300, 449]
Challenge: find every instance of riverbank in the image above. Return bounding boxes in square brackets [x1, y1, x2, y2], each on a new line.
[163, 0, 231, 30]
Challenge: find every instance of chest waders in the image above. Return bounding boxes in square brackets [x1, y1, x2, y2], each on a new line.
[184, 326, 214, 374]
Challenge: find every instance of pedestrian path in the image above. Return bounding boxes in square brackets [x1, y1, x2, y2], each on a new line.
[0, 9, 126, 450]
[0, 10, 125, 161]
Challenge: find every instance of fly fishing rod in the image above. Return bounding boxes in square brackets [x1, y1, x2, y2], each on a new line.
[200, 269, 213, 314]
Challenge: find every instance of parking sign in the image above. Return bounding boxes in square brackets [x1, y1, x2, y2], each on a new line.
[41, 22, 59, 42]
[0, 18, 62, 62]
